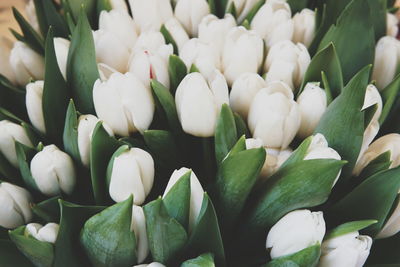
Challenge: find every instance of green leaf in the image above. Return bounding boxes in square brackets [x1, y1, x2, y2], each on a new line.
[233, 113, 250, 138]
[279, 136, 312, 169]
[62, 0, 96, 26]
[161, 25, 179, 54]
[63, 100, 81, 162]
[0, 74, 27, 121]
[363, 103, 378, 129]
[182, 253, 215, 267]
[144, 198, 188, 264]
[0, 239, 33, 267]
[67, 9, 99, 114]
[325, 220, 378, 240]
[143, 130, 179, 169]
[168, 55, 187, 95]
[358, 151, 392, 180]
[287, 0, 310, 14]
[105, 145, 129, 189]
[228, 135, 247, 157]
[32, 197, 61, 223]
[241, 0, 266, 24]
[34, 0, 69, 38]
[226, 2, 237, 19]
[80, 196, 137, 267]
[208, 0, 218, 16]
[15, 142, 40, 192]
[367, 0, 387, 41]
[214, 104, 238, 165]
[266, 244, 321, 267]
[321, 71, 333, 104]
[380, 73, 400, 125]
[97, 0, 113, 17]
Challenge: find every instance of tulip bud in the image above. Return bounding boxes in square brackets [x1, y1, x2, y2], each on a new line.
[222, 26, 264, 85]
[30, 145, 76, 196]
[53, 38, 70, 81]
[229, 73, 266, 120]
[266, 209, 326, 259]
[174, 0, 210, 37]
[134, 263, 165, 267]
[0, 37, 17, 84]
[387, 13, 399, 37]
[163, 18, 190, 52]
[26, 80, 46, 134]
[292, 8, 316, 48]
[163, 167, 204, 231]
[372, 36, 400, 90]
[25, 0, 41, 34]
[129, 0, 173, 33]
[25, 223, 59, 243]
[363, 84, 383, 122]
[377, 197, 400, 239]
[0, 120, 33, 167]
[248, 81, 301, 149]
[0, 182, 32, 229]
[250, 0, 293, 48]
[109, 0, 129, 13]
[297, 82, 327, 138]
[77, 114, 114, 167]
[179, 38, 221, 80]
[131, 205, 149, 263]
[226, 0, 259, 22]
[175, 71, 229, 137]
[319, 231, 372, 267]
[9, 41, 45, 86]
[133, 31, 167, 54]
[304, 134, 341, 161]
[265, 40, 311, 90]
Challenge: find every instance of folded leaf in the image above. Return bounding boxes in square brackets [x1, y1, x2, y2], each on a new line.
[266, 244, 321, 267]
[168, 55, 187, 95]
[63, 100, 81, 162]
[214, 104, 238, 165]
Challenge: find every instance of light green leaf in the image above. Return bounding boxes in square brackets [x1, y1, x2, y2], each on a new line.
[214, 104, 238, 165]
[181, 253, 215, 267]
[266, 244, 321, 267]
[325, 220, 378, 240]
[63, 100, 81, 162]
[161, 25, 179, 54]
[241, 0, 265, 24]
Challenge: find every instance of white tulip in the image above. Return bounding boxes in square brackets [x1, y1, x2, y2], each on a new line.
[93, 72, 155, 136]
[30, 145, 76, 196]
[25, 0, 41, 34]
[292, 9, 316, 48]
[77, 114, 114, 167]
[179, 38, 221, 80]
[248, 81, 301, 149]
[387, 13, 399, 37]
[297, 83, 327, 138]
[0, 182, 32, 229]
[53, 38, 70, 80]
[9, 41, 45, 86]
[226, 0, 259, 22]
[163, 167, 204, 231]
[109, 0, 129, 12]
[265, 40, 311, 90]
[266, 209, 326, 259]
[134, 263, 165, 267]
[363, 84, 383, 122]
[163, 18, 190, 52]
[0, 37, 16, 84]
[0, 120, 33, 167]
[131, 205, 149, 263]
[229, 73, 266, 120]
[319, 231, 372, 267]
[377, 197, 400, 239]
[175, 71, 229, 137]
[26, 80, 46, 134]
[133, 31, 167, 54]
[108, 147, 154, 205]
[251, 0, 293, 48]
[222, 26, 264, 85]
[372, 36, 400, 90]
[174, 0, 210, 37]
[304, 134, 341, 161]
[25, 223, 59, 243]
[129, 0, 173, 33]
[98, 63, 118, 81]
[354, 134, 400, 176]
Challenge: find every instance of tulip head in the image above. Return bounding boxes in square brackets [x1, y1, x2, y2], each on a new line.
[363, 84, 382, 122]
[134, 263, 165, 267]
[174, 0, 210, 37]
[131, 205, 149, 263]
[304, 134, 341, 161]
[292, 9, 316, 48]
[133, 31, 167, 54]
[163, 18, 190, 52]
[26, 80, 46, 134]
[387, 13, 399, 37]
[129, 0, 173, 33]
[53, 38, 70, 81]
[25, 223, 59, 243]
[226, 0, 260, 22]
[109, 0, 129, 12]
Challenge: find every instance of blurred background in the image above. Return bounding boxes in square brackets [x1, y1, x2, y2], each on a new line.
[0, 0, 27, 39]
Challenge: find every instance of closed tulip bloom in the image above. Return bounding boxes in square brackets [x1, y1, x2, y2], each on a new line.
[53, 38, 70, 80]
[0, 120, 33, 167]
[30, 145, 76, 196]
[292, 8, 316, 48]
[297, 83, 327, 138]
[0, 37, 16, 84]
[131, 205, 149, 262]
[25, 0, 40, 34]
[266, 209, 326, 259]
[26, 80, 45, 134]
[248, 81, 301, 149]
[134, 263, 165, 267]
[163, 18, 190, 52]
[319, 231, 372, 267]
[222, 26, 264, 85]
[226, 0, 259, 22]
[372, 36, 400, 90]
[129, 0, 173, 33]
[175, 71, 229, 137]
[163, 168, 204, 231]
[265, 40, 311, 90]
[77, 114, 114, 167]
[9, 41, 45, 86]
[25, 223, 59, 243]
[133, 31, 167, 54]
[251, 0, 293, 48]
[0, 182, 32, 229]
[377, 197, 400, 239]
[175, 0, 210, 36]
[387, 13, 399, 37]
[107, 147, 154, 205]
[93, 72, 155, 136]
[229, 73, 267, 120]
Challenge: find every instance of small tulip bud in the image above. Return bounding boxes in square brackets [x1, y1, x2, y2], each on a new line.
[93, 72, 155, 136]
[25, 0, 41, 34]
[292, 9, 316, 48]
[25, 223, 59, 243]
[175, 71, 229, 137]
[53, 38, 70, 80]
[131, 205, 149, 263]
[0, 182, 33, 229]
[319, 231, 372, 267]
[266, 209, 326, 259]
[297, 83, 327, 138]
[226, 0, 259, 22]
[387, 13, 399, 37]
[163, 18, 190, 52]
[0, 120, 33, 167]
[0, 37, 17, 84]
[248, 81, 301, 149]
[26, 80, 46, 134]
[174, 0, 210, 37]
[129, 0, 173, 33]
[133, 31, 167, 54]
[30, 145, 76, 196]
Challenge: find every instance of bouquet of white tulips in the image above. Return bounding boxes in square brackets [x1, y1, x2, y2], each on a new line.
[1, 0, 400, 266]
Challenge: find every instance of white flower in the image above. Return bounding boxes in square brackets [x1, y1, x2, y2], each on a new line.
[109, 0, 129, 12]
[387, 13, 399, 37]
[93, 72, 155, 136]
[377, 197, 400, 239]
[0, 37, 16, 84]
[266, 209, 326, 259]
[174, 0, 210, 36]
[9, 41, 45, 86]
[248, 81, 301, 149]
[25, 0, 40, 34]
[30, 145, 76, 196]
[163, 18, 190, 52]
[108, 147, 154, 205]
[53, 38, 70, 80]
[265, 40, 311, 90]
[134, 263, 165, 267]
[251, 0, 293, 48]
[133, 31, 167, 54]
[292, 8, 316, 48]
[131, 205, 149, 263]
[0, 120, 33, 167]
[163, 167, 204, 231]
[226, 0, 259, 22]
[222, 26, 264, 85]
[129, 0, 173, 33]
[0, 182, 32, 229]
[319, 231, 372, 267]
[175, 71, 229, 137]
[26, 80, 45, 134]
[25, 223, 59, 243]
[297, 82, 327, 138]
[98, 63, 118, 81]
